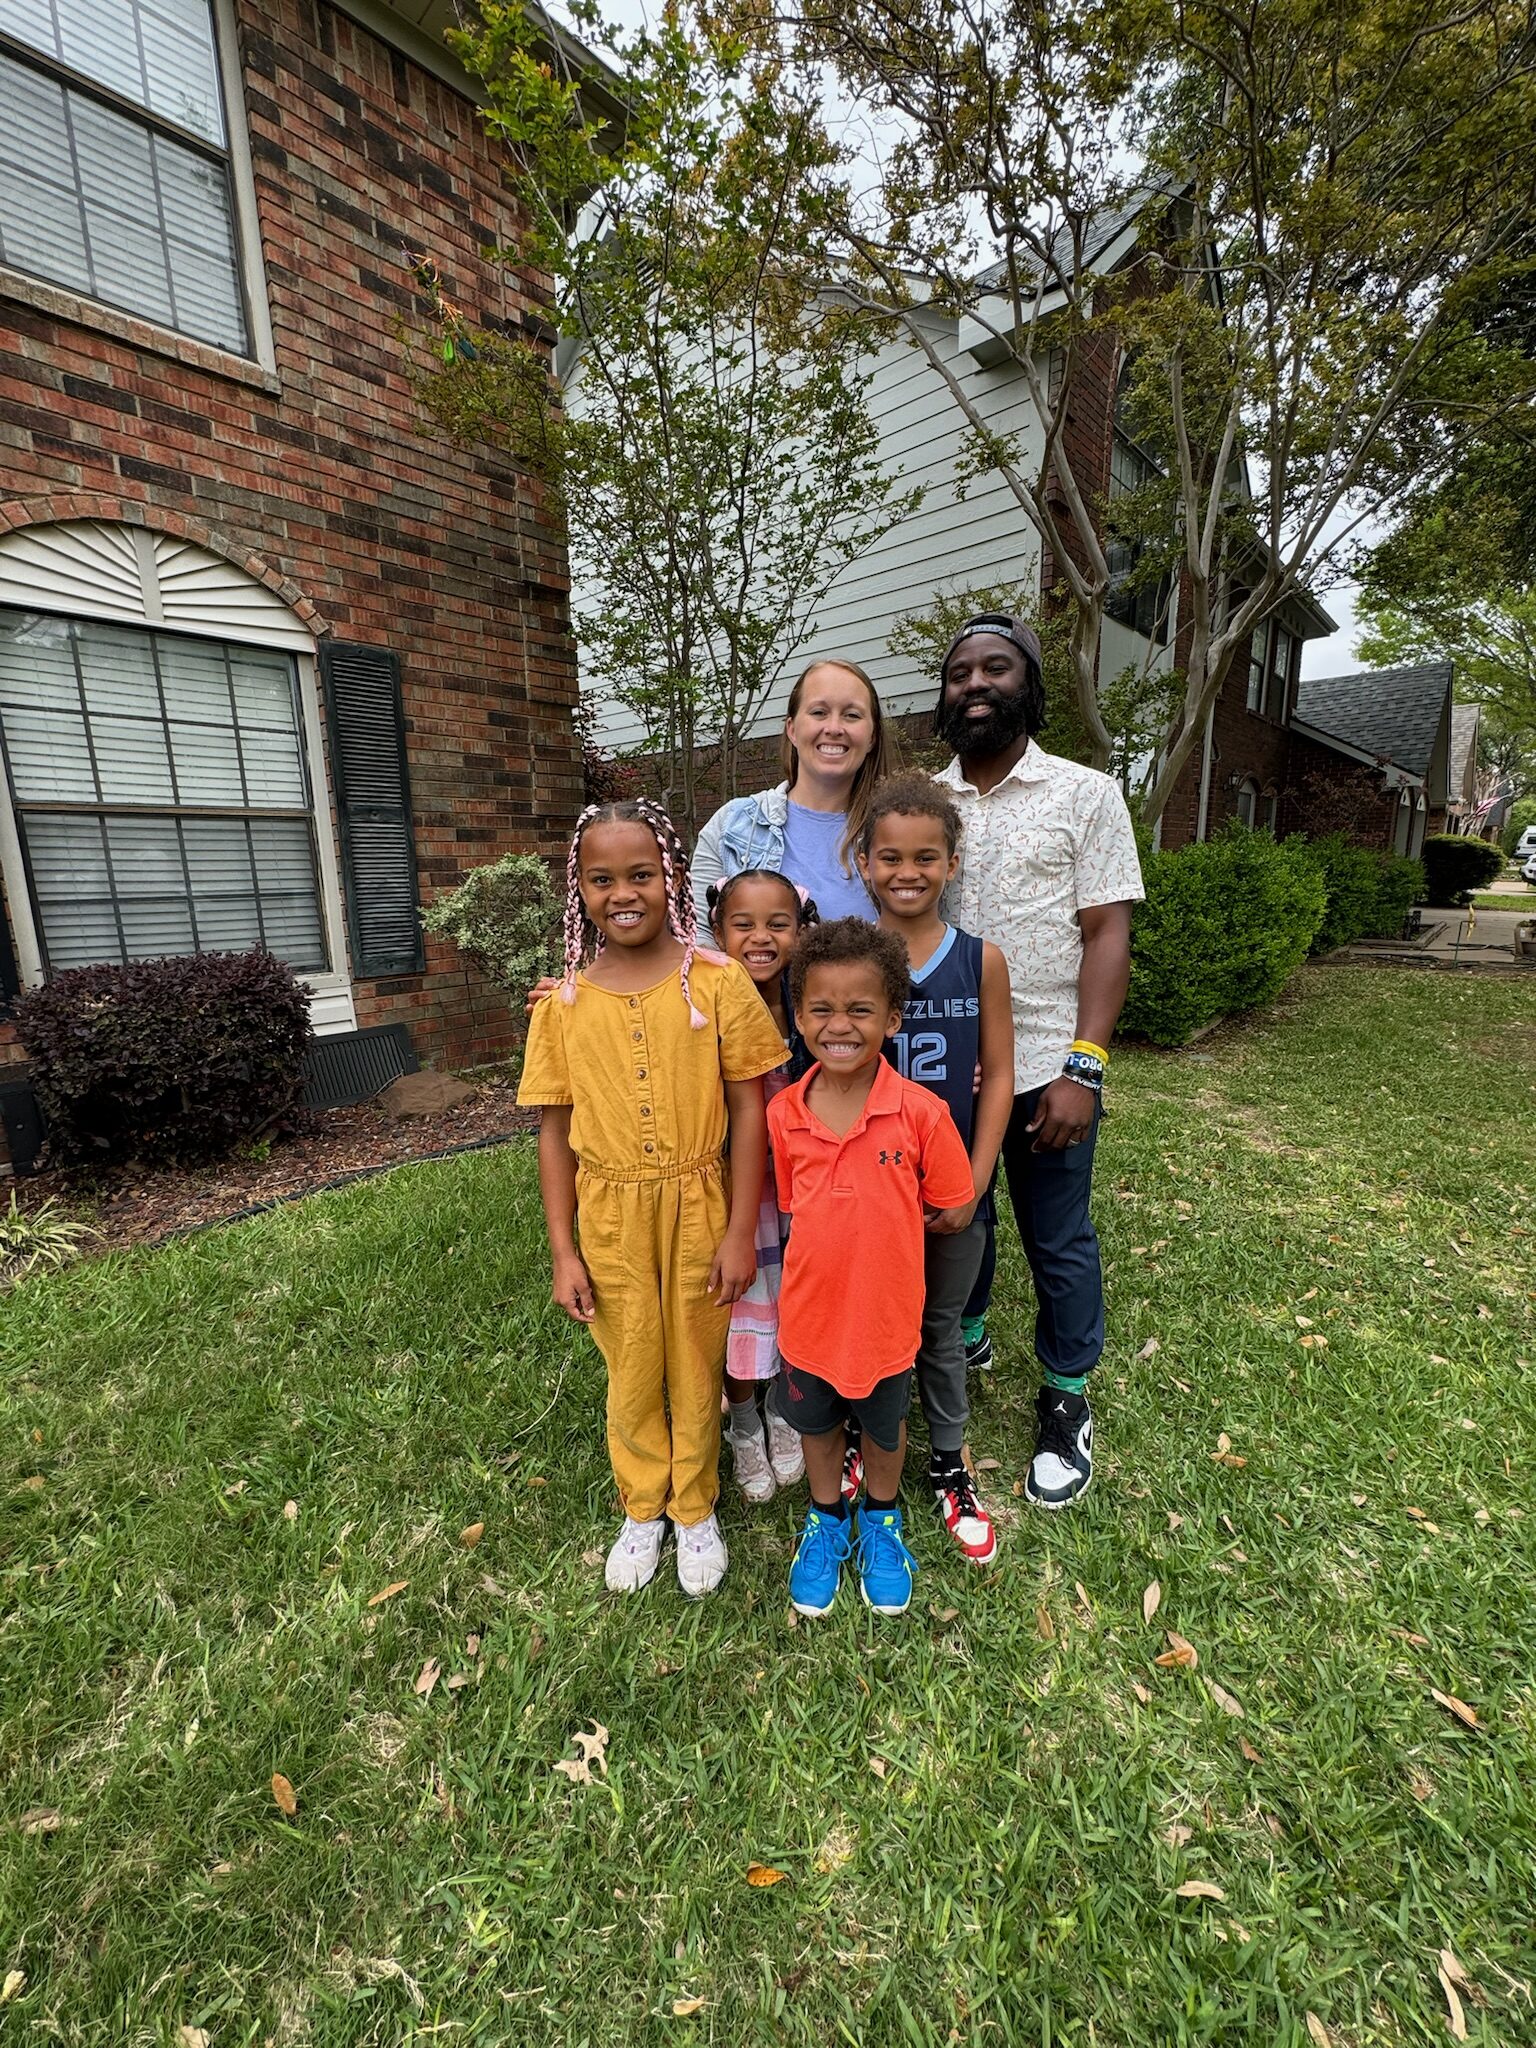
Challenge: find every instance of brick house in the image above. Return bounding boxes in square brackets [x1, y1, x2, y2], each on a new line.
[0, 0, 595, 1171]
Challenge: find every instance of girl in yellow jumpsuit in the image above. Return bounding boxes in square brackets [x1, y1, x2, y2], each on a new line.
[519, 800, 786, 1598]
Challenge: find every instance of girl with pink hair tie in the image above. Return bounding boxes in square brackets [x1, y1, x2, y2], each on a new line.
[517, 801, 788, 1599]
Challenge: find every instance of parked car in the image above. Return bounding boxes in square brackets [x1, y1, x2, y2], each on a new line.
[1516, 825, 1536, 861]
[1523, 852, 1536, 885]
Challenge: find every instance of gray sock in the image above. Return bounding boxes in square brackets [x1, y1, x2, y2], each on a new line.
[726, 1397, 761, 1444]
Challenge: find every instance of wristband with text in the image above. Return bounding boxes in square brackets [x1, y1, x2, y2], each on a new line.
[1071, 1039, 1110, 1064]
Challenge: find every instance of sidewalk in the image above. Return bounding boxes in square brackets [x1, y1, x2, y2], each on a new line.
[1335, 900, 1536, 973]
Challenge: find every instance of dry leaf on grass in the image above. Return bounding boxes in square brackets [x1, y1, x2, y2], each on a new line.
[1299, 1333, 1328, 1350]
[270, 1773, 297, 1816]
[1167, 1511, 1184, 1531]
[446, 1672, 469, 1692]
[1216, 1432, 1233, 1454]
[1406, 1506, 1430, 1522]
[1437, 1964, 1469, 2041]
[16, 1808, 60, 1834]
[1143, 1580, 1162, 1624]
[1439, 1950, 1473, 1992]
[1162, 1822, 1192, 1847]
[934, 1607, 959, 1625]
[459, 1522, 484, 1549]
[1074, 1581, 1094, 1617]
[1389, 1626, 1430, 1648]
[868, 1756, 888, 1780]
[1295, 1314, 1314, 1329]
[1238, 1737, 1262, 1763]
[745, 1863, 787, 1887]
[1304, 2015, 1332, 2048]
[672, 1997, 706, 2017]
[414, 1658, 441, 1699]
[552, 1721, 610, 1786]
[179, 2030, 211, 2048]
[581, 1547, 604, 1568]
[1137, 1337, 1160, 1360]
[367, 1580, 408, 1608]
[1, 1972, 26, 2006]
[973, 1457, 1001, 1472]
[1430, 1688, 1480, 1730]
[1131, 1681, 1153, 1705]
[1206, 1679, 1244, 1719]
[1156, 1631, 1198, 1671]
[1035, 1605, 1056, 1642]
[1351, 1492, 1368, 1507]
[1173, 1880, 1225, 1901]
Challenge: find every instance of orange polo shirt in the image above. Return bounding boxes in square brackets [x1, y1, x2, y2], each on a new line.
[768, 1058, 974, 1396]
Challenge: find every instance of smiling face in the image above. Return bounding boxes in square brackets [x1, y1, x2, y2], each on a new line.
[714, 874, 801, 988]
[859, 810, 958, 922]
[795, 959, 903, 1075]
[577, 819, 670, 950]
[785, 664, 876, 793]
[938, 632, 1035, 758]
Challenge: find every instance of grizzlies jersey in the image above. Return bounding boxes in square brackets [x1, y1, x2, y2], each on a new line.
[886, 925, 983, 1152]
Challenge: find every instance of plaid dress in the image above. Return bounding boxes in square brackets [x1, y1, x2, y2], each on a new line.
[726, 1065, 792, 1381]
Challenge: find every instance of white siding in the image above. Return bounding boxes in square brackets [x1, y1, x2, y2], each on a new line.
[583, 314, 1049, 747]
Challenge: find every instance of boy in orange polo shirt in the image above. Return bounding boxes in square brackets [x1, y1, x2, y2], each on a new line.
[769, 918, 974, 1617]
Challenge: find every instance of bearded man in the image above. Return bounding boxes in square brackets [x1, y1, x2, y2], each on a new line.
[933, 614, 1144, 1508]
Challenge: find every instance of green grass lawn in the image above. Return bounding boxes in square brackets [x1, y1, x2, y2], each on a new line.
[1469, 891, 1535, 914]
[3, 966, 1534, 2046]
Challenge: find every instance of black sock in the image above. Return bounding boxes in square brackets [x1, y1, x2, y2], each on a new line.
[811, 1495, 847, 1520]
[928, 1449, 965, 1481]
[864, 1491, 899, 1513]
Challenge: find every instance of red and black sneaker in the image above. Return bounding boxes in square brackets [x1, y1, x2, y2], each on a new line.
[841, 1425, 864, 1505]
[931, 1460, 997, 1565]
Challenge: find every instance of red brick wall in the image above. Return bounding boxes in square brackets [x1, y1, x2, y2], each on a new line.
[0, 0, 579, 1091]
[1158, 636, 1294, 849]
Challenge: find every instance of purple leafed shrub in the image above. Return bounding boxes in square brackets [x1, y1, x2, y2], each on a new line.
[15, 949, 313, 1169]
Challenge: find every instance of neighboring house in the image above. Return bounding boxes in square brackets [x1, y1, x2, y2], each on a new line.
[1446, 702, 1481, 831]
[1290, 661, 1454, 856]
[589, 201, 1188, 781]
[0, 0, 597, 1172]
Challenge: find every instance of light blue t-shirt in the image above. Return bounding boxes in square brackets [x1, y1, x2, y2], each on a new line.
[780, 800, 875, 922]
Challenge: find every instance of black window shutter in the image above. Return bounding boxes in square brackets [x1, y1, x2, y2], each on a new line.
[319, 641, 425, 976]
[0, 890, 18, 1009]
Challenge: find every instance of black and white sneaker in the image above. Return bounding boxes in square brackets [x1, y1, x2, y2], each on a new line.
[1025, 1389, 1093, 1509]
[963, 1325, 993, 1372]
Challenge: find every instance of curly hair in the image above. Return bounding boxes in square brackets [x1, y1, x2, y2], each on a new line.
[561, 799, 711, 1027]
[859, 771, 963, 857]
[788, 915, 910, 1016]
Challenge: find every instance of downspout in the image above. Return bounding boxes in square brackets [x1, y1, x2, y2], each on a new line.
[1194, 701, 1216, 842]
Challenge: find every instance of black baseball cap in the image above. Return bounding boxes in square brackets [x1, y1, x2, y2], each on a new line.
[939, 613, 1043, 681]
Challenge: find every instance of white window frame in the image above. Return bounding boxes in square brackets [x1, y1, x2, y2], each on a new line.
[0, 565, 355, 1034]
[0, 0, 274, 373]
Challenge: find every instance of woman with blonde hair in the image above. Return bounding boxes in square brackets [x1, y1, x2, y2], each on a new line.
[690, 659, 894, 919]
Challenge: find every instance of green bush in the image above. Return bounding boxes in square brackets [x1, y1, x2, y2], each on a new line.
[1501, 796, 1536, 858]
[1299, 835, 1425, 950]
[421, 853, 561, 1001]
[1301, 834, 1383, 952]
[1420, 834, 1505, 906]
[1373, 854, 1425, 935]
[1122, 825, 1327, 1046]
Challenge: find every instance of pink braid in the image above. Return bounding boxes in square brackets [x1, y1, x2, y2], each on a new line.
[559, 803, 604, 1004]
[633, 797, 710, 1028]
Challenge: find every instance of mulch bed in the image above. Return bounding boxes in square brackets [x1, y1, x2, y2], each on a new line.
[13, 1085, 538, 1258]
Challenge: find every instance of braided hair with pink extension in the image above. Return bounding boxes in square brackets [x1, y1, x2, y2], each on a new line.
[559, 799, 723, 1027]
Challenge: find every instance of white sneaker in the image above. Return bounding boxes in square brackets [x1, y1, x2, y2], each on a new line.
[676, 1512, 728, 1597]
[730, 1420, 776, 1504]
[766, 1410, 805, 1487]
[605, 1515, 665, 1592]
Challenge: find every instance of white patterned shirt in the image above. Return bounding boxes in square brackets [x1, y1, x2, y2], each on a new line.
[938, 744, 1144, 1093]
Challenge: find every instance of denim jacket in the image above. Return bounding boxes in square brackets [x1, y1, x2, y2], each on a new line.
[690, 783, 790, 897]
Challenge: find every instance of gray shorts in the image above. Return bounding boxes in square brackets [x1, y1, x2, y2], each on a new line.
[772, 1357, 912, 1453]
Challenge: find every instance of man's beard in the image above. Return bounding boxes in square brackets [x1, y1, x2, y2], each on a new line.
[939, 688, 1032, 759]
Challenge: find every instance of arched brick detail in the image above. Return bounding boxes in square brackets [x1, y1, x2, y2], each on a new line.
[0, 493, 334, 637]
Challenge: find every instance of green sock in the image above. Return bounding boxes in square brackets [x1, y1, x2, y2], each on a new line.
[1044, 1369, 1089, 1397]
[961, 1316, 987, 1346]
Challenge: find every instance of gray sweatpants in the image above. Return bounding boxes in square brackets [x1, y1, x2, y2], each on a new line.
[914, 1213, 990, 1455]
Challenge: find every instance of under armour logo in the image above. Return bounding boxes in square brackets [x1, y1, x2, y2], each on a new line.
[878, 1148, 905, 1166]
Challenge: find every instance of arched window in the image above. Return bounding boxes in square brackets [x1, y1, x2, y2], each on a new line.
[0, 521, 353, 1028]
[1236, 776, 1259, 828]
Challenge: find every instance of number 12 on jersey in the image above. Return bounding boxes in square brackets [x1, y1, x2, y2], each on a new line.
[889, 1032, 948, 1082]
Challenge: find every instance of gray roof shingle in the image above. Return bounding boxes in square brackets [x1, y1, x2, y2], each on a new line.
[1449, 702, 1480, 797]
[974, 188, 1170, 293]
[1293, 661, 1454, 778]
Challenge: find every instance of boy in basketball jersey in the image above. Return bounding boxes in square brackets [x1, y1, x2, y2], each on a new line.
[857, 774, 1014, 1563]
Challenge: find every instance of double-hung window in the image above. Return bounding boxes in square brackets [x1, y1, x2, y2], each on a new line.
[0, 0, 249, 354]
[1105, 369, 1173, 645]
[0, 608, 328, 974]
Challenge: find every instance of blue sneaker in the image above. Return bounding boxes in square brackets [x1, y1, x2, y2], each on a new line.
[856, 1504, 916, 1616]
[789, 1506, 853, 1618]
